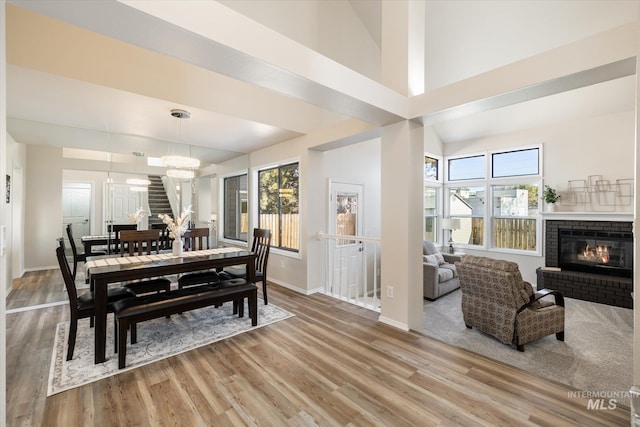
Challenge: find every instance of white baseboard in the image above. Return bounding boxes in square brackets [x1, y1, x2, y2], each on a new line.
[24, 265, 57, 273]
[6, 300, 68, 314]
[268, 278, 319, 296]
[378, 316, 410, 331]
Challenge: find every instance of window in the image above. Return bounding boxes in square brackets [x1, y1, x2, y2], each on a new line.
[448, 155, 485, 181]
[425, 156, 439, 181]
[492, 184, 539, 251]
[223, 174, 248, 242]
[258, 162, 299, 251]
[492, 148, 539, 178]
[424, 186, 438, 242]
[448, 186, 486, 246]
[444, 146, 541, 253]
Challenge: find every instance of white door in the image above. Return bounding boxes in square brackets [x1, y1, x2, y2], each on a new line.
[62, 182, 92, 245]
[329, 181, 364, 300]
[107, 183, 140, 229]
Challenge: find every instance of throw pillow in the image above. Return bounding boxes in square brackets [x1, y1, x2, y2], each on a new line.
[424, 254, 438, 265]
[424, 253, 445, 265]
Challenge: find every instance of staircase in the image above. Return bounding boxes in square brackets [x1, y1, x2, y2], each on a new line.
[148, 175, 173, 225]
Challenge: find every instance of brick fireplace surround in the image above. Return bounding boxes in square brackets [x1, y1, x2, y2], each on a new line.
[536, 219, 633, 309]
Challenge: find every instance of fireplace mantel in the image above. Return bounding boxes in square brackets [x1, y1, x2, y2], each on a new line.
[541, 212, 634, 222]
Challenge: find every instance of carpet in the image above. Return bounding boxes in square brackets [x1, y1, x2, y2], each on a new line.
[423, 289, 633, 406]
[48, 299, 294, 396]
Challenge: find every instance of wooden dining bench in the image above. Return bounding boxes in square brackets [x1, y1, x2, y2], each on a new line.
[113, 279, 258, 369]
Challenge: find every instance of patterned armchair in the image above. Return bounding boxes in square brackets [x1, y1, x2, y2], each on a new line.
[456, 255, 565, 351]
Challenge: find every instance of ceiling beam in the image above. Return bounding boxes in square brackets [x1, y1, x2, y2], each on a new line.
[12, 0, 407, 126]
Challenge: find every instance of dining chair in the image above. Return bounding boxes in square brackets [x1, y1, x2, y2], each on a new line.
[118, 229, 172, 295]
[177, 228, 218, 289]
[182, 227, 210, 251]
[150, 222, 170, 250]
[56, 238, 136, 361]
[221, 228, 271, 304]
[108, 224, 138, 254]
[66, 223, 106, 281]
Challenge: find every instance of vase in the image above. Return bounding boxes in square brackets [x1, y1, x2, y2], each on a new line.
[172, 239, 183, 256]
[545, 203, 556, 213]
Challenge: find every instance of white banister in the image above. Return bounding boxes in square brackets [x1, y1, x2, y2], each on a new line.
[317, 232, 381, 312]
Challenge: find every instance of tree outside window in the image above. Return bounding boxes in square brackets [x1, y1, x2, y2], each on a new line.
[259, 163, 299, 251]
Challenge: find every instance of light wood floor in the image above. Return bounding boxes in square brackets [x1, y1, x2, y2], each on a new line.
[7, 270, 631, 426]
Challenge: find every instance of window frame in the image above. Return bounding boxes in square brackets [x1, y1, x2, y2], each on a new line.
[256, 160, 300, 254]
[446, 153, 486, 182]
[489, 177, 542, 254]
[491, 147, 541, 178]
[444, 145, 543, 256]
[222, 173, 248, 243]
[424, 154, 442, 182]
[423, 182, 442, 244]
[424, 153, 444, 244]
[445, 182, 488, 249]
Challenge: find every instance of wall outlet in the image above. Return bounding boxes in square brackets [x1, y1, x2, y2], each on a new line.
[386, 286, 394, 298]
[280, 259, 285, 268]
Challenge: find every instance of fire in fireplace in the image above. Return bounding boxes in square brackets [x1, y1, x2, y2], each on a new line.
[558, 228, 632, 277]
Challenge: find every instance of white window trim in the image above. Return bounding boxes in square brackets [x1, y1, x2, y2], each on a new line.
[445, 180, 488, 251]
[424, 182, 443, 245]
[445, 151, 487, 183]
[488, 177, 543, 257]
[444, 145, 543, 256]
[489, 144, 542, 179]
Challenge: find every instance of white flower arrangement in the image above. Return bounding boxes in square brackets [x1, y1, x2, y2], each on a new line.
[158, 205, 193, 239]
[127, 207, 145, 224]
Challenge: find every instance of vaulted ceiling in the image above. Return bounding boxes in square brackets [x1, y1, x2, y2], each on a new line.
[5, 0, 637, 168]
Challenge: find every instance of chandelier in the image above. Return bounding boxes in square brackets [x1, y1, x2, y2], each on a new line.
[160, 109, 200, 176]
[161, 155, 200, 169]
[166, 168, 195, 179]
[126, 178, 151, 186]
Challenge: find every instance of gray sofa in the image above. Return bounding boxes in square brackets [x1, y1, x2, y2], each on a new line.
[423, 240, 461, 300]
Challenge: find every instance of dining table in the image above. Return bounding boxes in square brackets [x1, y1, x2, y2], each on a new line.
[81, 234, 116, 255]
[86, 247, 256, 364]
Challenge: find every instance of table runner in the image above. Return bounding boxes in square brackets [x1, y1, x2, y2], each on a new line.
[85, 247, 243, 270]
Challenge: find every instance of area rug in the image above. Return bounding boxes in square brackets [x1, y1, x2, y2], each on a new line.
[423, 289, 633, 406]
[48, 299, 294, 396]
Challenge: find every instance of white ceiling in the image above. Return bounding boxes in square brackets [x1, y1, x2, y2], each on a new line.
[5, 0, 637, 168]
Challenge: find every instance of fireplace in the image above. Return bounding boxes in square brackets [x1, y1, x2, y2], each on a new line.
[558, 228, 632, 278]
[537, 219, 633, 308]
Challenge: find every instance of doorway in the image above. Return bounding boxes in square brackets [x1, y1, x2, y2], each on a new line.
[107, 183, 142, 228]
[328, 181, 364, 300]
[62, 182, 93, 249]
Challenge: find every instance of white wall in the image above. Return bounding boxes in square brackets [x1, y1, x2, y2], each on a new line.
[321, 138, 382, 238]
[443, 109, 635, 283]
[25, 144, 63, 270]
[9, 135, 26, 281]
[219, 0, 381, 81]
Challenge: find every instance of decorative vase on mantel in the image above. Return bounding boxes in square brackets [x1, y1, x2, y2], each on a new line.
[172, 238, 183, 256]
[545, 203, 556, 213]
